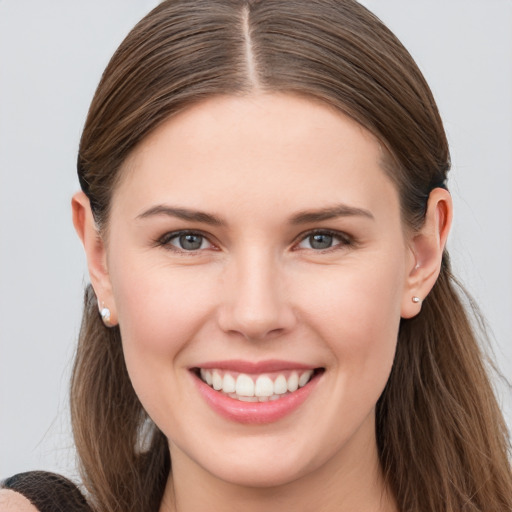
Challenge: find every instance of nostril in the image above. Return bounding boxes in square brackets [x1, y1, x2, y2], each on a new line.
[219, 310, 296, 342]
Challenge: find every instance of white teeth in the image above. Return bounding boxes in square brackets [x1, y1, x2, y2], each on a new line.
[222, 373, 236, 393]
[254, 375, 274, 397]
[236, 374, 255, 397]
[198, 368, 317, 399]
[238, 396, 259, 402]
[287, 372, 299, 392]
[299, 370, 313, 387]
[212, 370, 223, 390]
[200, 369, 213, 386]
[274, 374, 288, 394]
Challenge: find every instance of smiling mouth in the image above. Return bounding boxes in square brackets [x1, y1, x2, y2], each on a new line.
[194, 368, 324, 402]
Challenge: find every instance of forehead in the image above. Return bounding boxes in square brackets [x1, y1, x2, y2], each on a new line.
[114, 93, 399, 222]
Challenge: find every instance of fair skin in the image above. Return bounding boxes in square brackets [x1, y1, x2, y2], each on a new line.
[0, 490, 39, 512]
[73, 94, 451, 512]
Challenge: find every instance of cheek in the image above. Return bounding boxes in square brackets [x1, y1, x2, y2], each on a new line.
[294, 259, 404, 452]
[296, 254, 405, 386]
[112, 260, 213, 352]
[108, 259, 220, 427]
[108, 255, 219, 408]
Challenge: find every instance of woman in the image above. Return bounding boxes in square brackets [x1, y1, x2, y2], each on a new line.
[2, 0, 510, 511]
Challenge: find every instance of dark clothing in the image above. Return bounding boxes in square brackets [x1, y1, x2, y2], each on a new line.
[1, 471, 92, 511]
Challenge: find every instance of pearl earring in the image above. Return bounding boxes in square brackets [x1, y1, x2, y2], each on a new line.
[412, 296, 421, 304]
[100, 304, 112, 325]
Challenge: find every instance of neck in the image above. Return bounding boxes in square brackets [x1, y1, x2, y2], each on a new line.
[159, 418, 398, 512]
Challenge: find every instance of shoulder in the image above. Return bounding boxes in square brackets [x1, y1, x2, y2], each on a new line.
[0, 471, 92, 512]
[0, 489, 39, 512]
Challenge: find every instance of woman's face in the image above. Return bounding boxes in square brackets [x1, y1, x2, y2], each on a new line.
[102, 94, 417, 487]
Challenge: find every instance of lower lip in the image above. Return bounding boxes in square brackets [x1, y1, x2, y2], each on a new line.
[193, 371, 321, 424]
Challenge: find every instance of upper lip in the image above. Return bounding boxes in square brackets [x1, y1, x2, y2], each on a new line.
[192, 359, 319, 374]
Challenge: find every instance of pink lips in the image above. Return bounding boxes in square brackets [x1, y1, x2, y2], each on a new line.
[191, 360, 321, 424]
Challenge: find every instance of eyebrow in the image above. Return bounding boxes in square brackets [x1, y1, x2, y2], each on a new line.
[136, 202, 374, 226]
[136, 205, 226, 226]
[289, 204, 374, 224]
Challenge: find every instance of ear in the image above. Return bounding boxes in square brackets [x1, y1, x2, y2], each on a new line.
[72, 191, 118, 326]
[401, 188, 453, 319]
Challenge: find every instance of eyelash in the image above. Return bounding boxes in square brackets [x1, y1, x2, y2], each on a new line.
[155, 229, 354, 254]
[293, 229, 354, 252]
[156, 230, 216, 254]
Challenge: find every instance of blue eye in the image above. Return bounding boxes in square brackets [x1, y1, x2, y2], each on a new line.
[160, 232, 212, 251]
[297, 231, 349, 250]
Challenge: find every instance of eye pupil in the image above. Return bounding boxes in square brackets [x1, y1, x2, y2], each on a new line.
[310, 233, 333, 249]
[179, 234, 203, 250]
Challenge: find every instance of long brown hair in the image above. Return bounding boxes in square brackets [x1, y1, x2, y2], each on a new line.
[72, 1, 512, 510]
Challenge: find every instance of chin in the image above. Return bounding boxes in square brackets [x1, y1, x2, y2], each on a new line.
[208, 457, 312, 489]
[184, 434, 328, 489]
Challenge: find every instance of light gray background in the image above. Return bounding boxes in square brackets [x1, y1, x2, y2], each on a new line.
[1, 0, 511, 480]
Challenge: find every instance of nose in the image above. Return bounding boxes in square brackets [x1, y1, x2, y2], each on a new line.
[217, 249, 297, 341]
